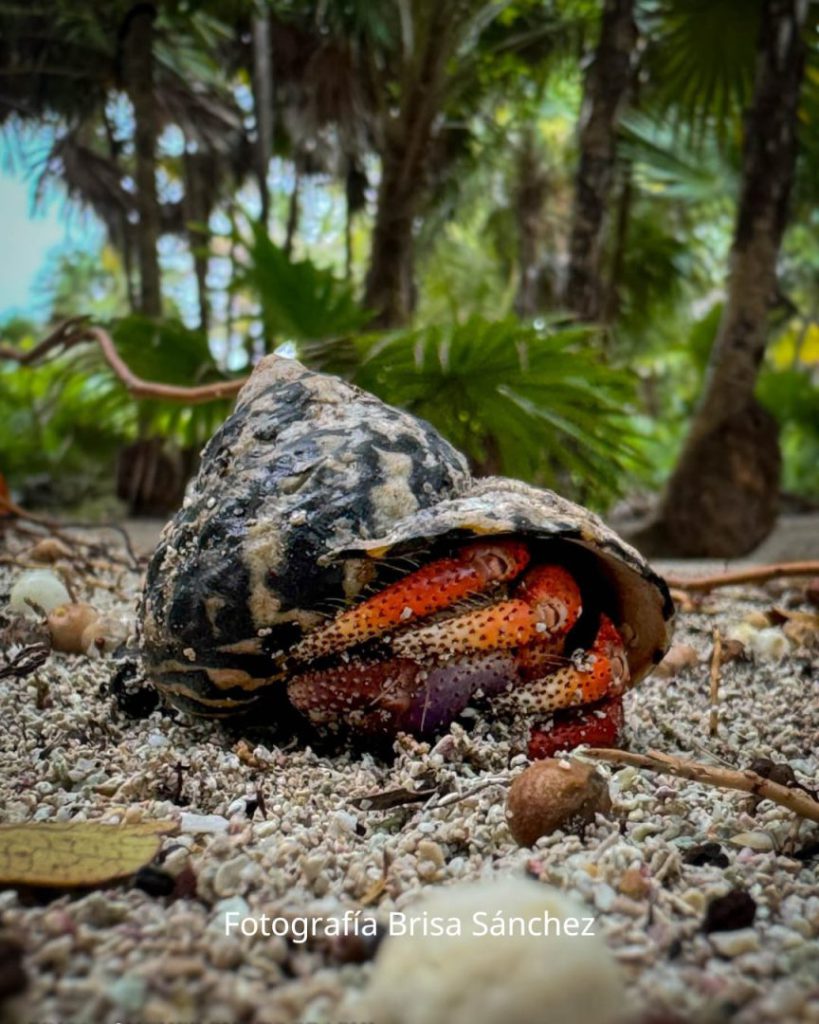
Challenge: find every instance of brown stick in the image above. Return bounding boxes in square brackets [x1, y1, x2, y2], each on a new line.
[1, 321, 248, 404]
[582, 748, 819, 825]
[665, 562, 819, 593]
[709, 628, 721, 738]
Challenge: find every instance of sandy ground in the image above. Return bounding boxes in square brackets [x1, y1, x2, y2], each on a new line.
[0, 520, 817, 1024]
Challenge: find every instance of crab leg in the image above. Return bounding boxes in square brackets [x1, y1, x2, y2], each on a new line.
[392, 564, 582, 660]
[528, 697, 625, 761]
[497, 615, 629, 715]
[291, 538, 530, 663]
[288, 651, 519, 736]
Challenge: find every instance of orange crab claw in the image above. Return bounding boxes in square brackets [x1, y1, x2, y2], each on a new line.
[292, 539, 530, 663]
[496, 613, 629, 715]
[393, 564, 583, 661]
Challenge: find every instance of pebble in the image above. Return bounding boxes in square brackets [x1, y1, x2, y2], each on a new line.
[180, 812, 230, 834]
[9, 569, 70, 615]
[357, 878, 625, 1024]
[210, 897, 250, 934]
[212, 856, 246, 897]
[729, 831, 775, 852]
[107, 975, 148, 1013]
[709, 928, 761, 957]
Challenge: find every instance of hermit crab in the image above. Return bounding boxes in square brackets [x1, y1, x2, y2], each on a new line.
[140, 356, 673, 757]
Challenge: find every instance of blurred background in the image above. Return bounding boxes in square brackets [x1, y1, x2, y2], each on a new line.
[0, 0, 817, 557]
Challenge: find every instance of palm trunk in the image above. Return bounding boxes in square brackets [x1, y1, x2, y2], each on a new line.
[364, 3, 454, 328]
[284, 168, 301, 258]
[251, 11, 273, 226]
[364, 144, 419, 327]
[602, 164, 633, 325]
[122, 3, 162, 317]
[655, 0, 807, 557]
[184, 152, 211, 333]
[514, 127, 548, 318]
[564, 0, 636, 321]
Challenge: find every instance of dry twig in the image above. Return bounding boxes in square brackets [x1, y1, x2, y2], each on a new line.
[582, 748, 819, 825]
[709, 628, 722, 738]
[665, 562, 819, 593]
[1, 320, 246, 404]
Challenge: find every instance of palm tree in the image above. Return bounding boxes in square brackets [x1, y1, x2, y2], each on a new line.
[0, 1, 248, 324]
[564, 0, 636, 321]
[119, 3, 162, 315]
[648, 0, 811, 555]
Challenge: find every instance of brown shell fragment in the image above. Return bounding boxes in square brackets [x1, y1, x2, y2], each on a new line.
[506, 759, 612, 846]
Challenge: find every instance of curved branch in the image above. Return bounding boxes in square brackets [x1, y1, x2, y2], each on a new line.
[582, 747, 819, 825]
[1, 321, 248, 404]
[665, 561, 819, 593]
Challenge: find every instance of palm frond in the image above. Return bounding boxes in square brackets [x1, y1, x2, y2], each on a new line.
[232, 222, 369, 345]
[619, 111, 739, 201]
[345, 315, 645, 506]
[639, 0, 761, 145]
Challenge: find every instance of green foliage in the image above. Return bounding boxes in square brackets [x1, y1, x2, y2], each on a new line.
[232, 223, 368, 344]
[82, 316, 239, 449]
[640, 0, 761, 142]
[619, 112, 739, 202]
[758, 368, 819, 496]
[0, 322, 129, 495]
[346, 316, 645, 507]
[0, 315, 239, 499]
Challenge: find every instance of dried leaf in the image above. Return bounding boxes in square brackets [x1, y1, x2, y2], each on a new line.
[0, 820, 177, 888]
[359, 877, 387, 905]
[0, 642, 50, 681]
[350, 786, 437, 810]
[782, 612, 819, 650]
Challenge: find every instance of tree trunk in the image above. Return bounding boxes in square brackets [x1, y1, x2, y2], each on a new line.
[514, 127, 549, 318]
[121, 3, 162, 317]
[251, 11, 273, 226]
[184, 152, 211, 334]
[364, 144, 420, 327]
[602, 164, 633, 325]
[284, 168, 301, 258]
[654, 0, 807, 557]
[363, 3, 454, 328]
[564, 0, 636, 321]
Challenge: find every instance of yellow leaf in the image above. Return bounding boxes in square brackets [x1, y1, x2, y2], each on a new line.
[0, 820, 178, 888]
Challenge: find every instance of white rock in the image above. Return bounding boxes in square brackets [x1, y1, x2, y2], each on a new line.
[356, 877, 627, 1024]
[213, 855, 251, 897]
[726, 623, 789, 661]
[211, 896, 250, 934]
[710, 928, 761, 957]
[9, 569, 70, 616]
[180, 812, 230, 834]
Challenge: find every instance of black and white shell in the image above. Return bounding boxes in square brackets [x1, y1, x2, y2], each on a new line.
[140, 355, 674, 720]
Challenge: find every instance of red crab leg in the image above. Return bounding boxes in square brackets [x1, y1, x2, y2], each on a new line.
[501, 614, 629, 716]
[288, 652, 518, 736]
[393, 564, 582, 660]
[291, 539, 530, 663]
[528, 697, 625, 760]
